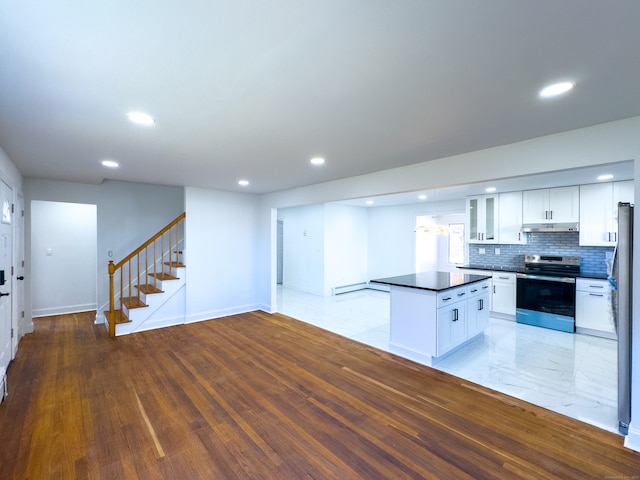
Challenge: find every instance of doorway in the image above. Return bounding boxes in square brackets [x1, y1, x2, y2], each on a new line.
[30, 201, 97, 317]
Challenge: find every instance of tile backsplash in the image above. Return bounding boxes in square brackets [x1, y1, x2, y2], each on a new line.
[467, 232, 613, 273]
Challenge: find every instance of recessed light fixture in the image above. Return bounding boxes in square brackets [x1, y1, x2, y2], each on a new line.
[238, 179, 250, 186]
[101, 160, 119, 168]
[126, 111, 156, 126]
[366, 200, 374, 205]
[485, 187, 497, 193]
[597, 174, 614, 181]
[310, 157, 325, 166]
[418, 194, 427, 200]
[539, 81, 575, 98]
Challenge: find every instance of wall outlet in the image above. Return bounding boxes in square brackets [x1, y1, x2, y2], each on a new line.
[479, 248, 485, 254]
[495, 248, 500, 255]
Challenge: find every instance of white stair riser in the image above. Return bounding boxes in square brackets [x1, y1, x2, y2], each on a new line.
[123, 275, 185, 323]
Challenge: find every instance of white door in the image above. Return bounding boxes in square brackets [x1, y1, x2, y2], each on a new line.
[0, 180, 13, 372]
[13, 194, 24, 358]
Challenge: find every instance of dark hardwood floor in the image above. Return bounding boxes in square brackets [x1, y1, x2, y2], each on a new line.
[1, 310, 639, 479]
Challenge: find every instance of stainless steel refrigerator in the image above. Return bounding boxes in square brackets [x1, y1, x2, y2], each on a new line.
[609, 202, 633, 435]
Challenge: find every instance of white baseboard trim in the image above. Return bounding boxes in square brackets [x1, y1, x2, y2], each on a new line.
[331, 282, 368, 295]
[185, 304, 260, 324]
[33, 303, 97, 318]
[624, 422, 640, 452]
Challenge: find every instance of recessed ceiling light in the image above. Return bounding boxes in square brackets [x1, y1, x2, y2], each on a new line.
[597, 174, 614, 181]
[310, 157, 325, 166]
[238, 179, 249, 186]
[366, 200, 374, 205]
[126, 111, 156, 126]
[539, 81, 575, 98]
[485, 187, 497, 193]
[101, 160, 119, 168]
[418, 194, 427, 200]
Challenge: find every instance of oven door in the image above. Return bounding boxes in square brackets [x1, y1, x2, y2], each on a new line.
[516, 273, 576, 332]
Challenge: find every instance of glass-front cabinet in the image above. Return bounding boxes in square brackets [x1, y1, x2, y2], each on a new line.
[466, 194, 499, 243]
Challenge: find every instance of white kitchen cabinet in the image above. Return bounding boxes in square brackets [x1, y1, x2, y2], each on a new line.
[466, 194, 499, 243]
[467, 282, 490, 337]
[498, 191, 526, 244]
[575, 278, 615, 338]
[436, 296, 467, 356]
[491, 272, 516, 317]
[579, 181, 634, 246]
[522, 186, 579, 224]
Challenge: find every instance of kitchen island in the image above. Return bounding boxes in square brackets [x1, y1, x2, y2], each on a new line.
[372, 272, 491, 366]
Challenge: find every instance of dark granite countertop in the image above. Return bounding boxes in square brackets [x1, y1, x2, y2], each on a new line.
[456, 264, 608, 280]
[371, 271, 491, 292]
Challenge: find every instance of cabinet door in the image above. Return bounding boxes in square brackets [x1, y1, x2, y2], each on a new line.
[467, 293, 490, 337]
[612, 180, 635, 243]
[498, 191, 525, 244]
[491, 276, 516, 315]
[579, 183, 613, 246]
[522, 189, 549, 223]
[437, 302, 466, 356]
[548, 186, 579, 223]
[467, 196, 480, 243]
[483, 195, 498, 242]
[575, 290, 614, 333]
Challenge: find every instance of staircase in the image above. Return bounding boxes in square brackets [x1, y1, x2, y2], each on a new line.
[106, 213, 186, 337]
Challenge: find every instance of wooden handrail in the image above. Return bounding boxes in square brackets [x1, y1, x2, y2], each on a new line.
[107, 213, 185, 337]
[112, 213, 186, 270]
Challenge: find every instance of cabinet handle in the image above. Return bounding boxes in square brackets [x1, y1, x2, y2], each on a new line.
[498, 276, 509, 280]
[550, 210, 553, 220]
[518, 232, 521, 241]
[493, 285, 496, 294]
[453, 308, 458, 321]
[470, 288, 478, 293]
[443, 296, 452, 301]
[607, 232, 611, 242]
[589, 293, 604, 297]
[479, 299, 484, 311]
[589, 285, 604, 289]
[482, 285, 489, 290]
[457, 292, 466, 297]
[612, 232, 617, 242]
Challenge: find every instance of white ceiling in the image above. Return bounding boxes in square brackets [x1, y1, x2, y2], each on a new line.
[1, 1, 639, 195]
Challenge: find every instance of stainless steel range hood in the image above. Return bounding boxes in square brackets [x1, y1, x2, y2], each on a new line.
[521, 222, 579, 233]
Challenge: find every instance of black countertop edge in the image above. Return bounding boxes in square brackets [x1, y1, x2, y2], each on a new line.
[456, 264, 608, 280]
[371, 272, 492, 292]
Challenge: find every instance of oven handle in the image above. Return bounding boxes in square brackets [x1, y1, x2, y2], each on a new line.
[516, 273, 576, 284]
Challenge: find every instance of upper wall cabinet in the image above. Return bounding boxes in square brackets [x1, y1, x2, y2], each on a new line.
[498, 191, 526, 244]
[579, 181, 634, 246]
[466, 194, 499, 243]
[522, 186, 579, 224]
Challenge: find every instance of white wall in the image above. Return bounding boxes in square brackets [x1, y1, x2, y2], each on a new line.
[278, 204, 325, 295]
[324, 204, 368, 294]
[184, 187, 259, 323]
[367, 205, 417, 279]
[31, 201, 97, 316]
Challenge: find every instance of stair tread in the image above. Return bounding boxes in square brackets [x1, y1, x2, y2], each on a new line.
[106, 309, 132, 324]
[149, 273, 179, 281]
[121, 297, 148, 309]
[136, 284, 164, 294]
[164, 262, 186, 268]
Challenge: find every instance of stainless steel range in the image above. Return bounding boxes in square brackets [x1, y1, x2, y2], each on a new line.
[516, 255, 580, 332]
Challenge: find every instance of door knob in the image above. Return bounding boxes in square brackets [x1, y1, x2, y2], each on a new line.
[17, 276, 24, 280]
[0, 292, 9, 297]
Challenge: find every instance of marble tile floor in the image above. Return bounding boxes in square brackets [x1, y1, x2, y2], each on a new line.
[276, 285, 619, 434]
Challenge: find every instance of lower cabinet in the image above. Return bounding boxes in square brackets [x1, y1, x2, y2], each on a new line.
[437, 300, 467, 356]
[467, 289, 490, 337]
[491, 272, 516, 316]
[575, 278, 615, 338]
